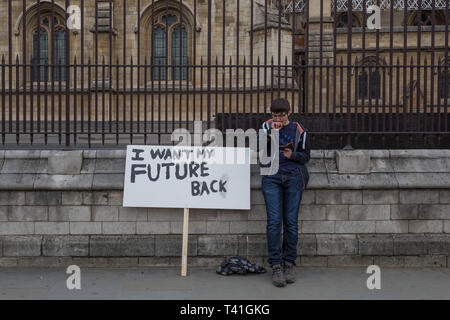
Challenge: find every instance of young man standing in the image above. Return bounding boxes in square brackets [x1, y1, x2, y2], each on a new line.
[260, 98, 310, 287]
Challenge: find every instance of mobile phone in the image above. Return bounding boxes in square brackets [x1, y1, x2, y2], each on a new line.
[279, 142, 293, 151]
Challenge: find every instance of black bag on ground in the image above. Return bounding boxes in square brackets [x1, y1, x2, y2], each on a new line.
[216, 256, 267, 276]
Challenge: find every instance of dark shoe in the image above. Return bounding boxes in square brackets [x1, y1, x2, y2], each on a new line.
[283, 261, 296, 284]
[271, 265, 287, 287]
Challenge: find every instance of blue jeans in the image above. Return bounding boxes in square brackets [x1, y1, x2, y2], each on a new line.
[261, 173, 304, 267]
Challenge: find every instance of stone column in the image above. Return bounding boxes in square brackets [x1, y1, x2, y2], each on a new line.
[251, 1, 294, 105]
[89, 0, 117, 121]
[306, 0, 335, 114]
[90, 0, 117, 88]
[90, 0, 116, 58]
[307, 0, 334, 64]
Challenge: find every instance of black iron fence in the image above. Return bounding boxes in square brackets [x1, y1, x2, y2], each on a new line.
[0, 0, 449, 149]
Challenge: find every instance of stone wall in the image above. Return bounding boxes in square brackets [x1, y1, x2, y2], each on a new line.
[0, 149, 449, 268]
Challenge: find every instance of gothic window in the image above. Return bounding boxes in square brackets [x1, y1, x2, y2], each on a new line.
[408, 10, 446, 26]
[150, 13, 190, 81]
[31, 14, 67, 82]
[439, 71, 450, 99]
[356, 57, 382, 101]
[336, 12, 362, 28]
[358, 69, 381, 100]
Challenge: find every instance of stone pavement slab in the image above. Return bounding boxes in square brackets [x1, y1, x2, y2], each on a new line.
[0, 267, 449, 300]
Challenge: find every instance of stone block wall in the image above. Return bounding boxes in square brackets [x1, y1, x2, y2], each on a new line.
[0, 149, 449, 268]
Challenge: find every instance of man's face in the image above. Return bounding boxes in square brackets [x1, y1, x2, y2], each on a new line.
[271, 111, 291, 127]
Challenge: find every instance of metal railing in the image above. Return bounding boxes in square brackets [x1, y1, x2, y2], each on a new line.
[0, 0, 449, 149]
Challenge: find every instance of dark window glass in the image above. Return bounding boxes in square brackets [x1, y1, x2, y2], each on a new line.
[358, 69, 380, 100]
[172, 26, 188, 80]
[336, 13, 361, 28]
[162, 14, 177, 27]
[53, 29, 66, 81]
[369, 70, 380, 99]
[32, 28, 48, 81]
[439, 72, 450, 99]
[358, 71, 368, 99]
[411, 11, 446, 26]
[152, 27, 167, 80]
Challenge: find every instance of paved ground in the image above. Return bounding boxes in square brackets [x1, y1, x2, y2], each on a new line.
[1, 267, 450, 300]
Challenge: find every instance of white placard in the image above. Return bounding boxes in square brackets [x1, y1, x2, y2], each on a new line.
[123, 146, 251, 210]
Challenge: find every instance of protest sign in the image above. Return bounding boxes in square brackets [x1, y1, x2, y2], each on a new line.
[123, 145, 251, 276]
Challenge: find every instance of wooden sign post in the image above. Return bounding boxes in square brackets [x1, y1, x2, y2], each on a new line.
[181, 208, 189, 277]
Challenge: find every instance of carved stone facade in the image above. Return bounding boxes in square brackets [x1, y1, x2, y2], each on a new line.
[0, 0, 294, 89]
[0, 0, 448, 123]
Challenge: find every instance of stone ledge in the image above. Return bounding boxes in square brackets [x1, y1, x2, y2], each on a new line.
[83, 150, 97, 159]
[395, 173, 450, 189]
[0, 150, 449, 190]
[2, 149, 449, 159]
[1, 172, 449, 190]
[391, 158, 450, 173]
[48, 151, 83, 175]
[1, 159, 47, 174]
[326, 173, 398, 189]
[96, 150, 127, 159]
[0, 174, 36, 190]
[336, 150, 371, 174]
[390, 150, 450, 158]
[33, 174, 94, 190]
[4, 151, 42, 159]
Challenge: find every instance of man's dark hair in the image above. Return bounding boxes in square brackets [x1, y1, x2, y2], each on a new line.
[270, 98, 291, 114]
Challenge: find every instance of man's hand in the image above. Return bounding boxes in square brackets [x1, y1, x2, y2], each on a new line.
[281, 148, 292, 159]
[271, 121, 283, 130]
